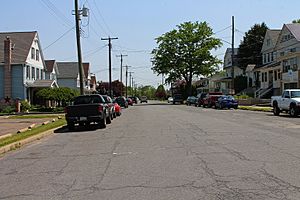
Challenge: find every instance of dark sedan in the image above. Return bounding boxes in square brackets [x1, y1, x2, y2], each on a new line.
[215, 95, 238, 109]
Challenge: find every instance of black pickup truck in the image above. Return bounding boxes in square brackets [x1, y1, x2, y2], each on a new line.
[65, 94, 109, 130]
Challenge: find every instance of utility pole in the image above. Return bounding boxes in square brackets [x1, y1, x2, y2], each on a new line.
[116, 54, 128, 83]
[101, 36, 118, 97]
[131, 77, 134, 96]
[162, 73, 164, 85]
[125, 65, 131, 98]
[74, 0, 88, 95]
[231, 16, 235, 94]
[129, 72, 134, 96]
[116, 54, 128, 95]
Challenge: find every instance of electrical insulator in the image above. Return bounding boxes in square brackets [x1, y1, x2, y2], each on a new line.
[82, 6, 89, 17]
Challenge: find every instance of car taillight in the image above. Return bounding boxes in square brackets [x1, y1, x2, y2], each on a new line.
[98, 106, 103, 112]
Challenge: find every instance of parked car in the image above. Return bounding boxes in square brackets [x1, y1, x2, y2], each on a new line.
[215, 95, 238, 109]
[271, 89, 300, 117]
[167, 97, 173, 103]
[140, 96, 148, 103]
[102, 95, 116, 119]
[202, 92, 223, 108]
[113, 102, 122, 116]
[65, 94, 109, 130]
[128, 96, 139, 104]
[172, 94, 184, 104]
[186, 96, 198, 106]
[115, 96, 128, 108]
[127, 98, 134, 106]
[196, 92, 207, 107]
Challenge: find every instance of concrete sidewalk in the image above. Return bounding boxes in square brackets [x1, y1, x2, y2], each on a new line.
[0, 116, 56, 137]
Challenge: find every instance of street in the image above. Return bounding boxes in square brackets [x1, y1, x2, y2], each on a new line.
[0, 102, 300, 199]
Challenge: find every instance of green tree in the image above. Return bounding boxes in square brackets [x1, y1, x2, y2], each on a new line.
[155, 85, 167, 100]
[292, 19, 300, 23]
[152, 21, 222, 96]
[237, 23, 268, 70]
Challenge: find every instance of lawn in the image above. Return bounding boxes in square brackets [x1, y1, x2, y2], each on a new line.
[0, 118, 66, 148]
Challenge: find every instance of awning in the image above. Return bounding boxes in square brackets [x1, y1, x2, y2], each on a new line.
[26, 80, 59, 88]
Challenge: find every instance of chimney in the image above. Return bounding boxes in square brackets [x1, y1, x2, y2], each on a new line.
[4, 36, 12, 99]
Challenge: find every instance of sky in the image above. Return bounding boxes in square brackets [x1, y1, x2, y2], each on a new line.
[1, 0, 300, 88]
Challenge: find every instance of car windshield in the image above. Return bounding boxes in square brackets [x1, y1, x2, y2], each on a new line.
[291, 91, 300, 98]
[74, 95, 104, 105]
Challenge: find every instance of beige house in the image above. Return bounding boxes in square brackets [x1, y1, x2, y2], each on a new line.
[275, 24, 300, 91]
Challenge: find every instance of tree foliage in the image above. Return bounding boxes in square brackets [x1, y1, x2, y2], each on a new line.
[152, 21, 222, 95]
[36, 87, 79, 106]
[155, 85, 167, 100]
[292, 19, 300, 23]
[237, 23, 268, 70]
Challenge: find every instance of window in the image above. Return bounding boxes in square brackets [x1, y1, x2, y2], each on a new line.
[263, 54, 266, 64]
[265, 72, 267, 82]
[26, 65, 30, 79]
[267, 53, 270, 63]
[36, 49, 39, 61]
[274, 70, 277, 81]
[271, 52, 274, 62]
[278, 70, 281, 79]
[32, 67, 35, 79]
[290, 48, 296, 53]
[36, 68, 40, 79]
[280, 52, 284, 57]
[31, 47, 35, 59]
[266, 39, 271, 46]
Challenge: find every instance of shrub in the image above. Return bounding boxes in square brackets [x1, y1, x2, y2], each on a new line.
[1, 106, 15, 114]
[20, 100, 31, 112]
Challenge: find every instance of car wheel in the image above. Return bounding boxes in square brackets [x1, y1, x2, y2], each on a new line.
[106, 115, 112, 124]
[67, 122, 75, 131]
[99, 117, 106, 128]
[289, 105, 298, 117]
[273, 104, 280, 116]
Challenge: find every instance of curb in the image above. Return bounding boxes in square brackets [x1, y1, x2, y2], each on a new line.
[0, 134, 13, 140]
[0, 125, 64, 155]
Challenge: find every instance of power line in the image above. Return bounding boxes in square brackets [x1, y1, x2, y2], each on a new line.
[213, 25, 232, 35]
[40, 0, 73, 28]
[92, 0, 114, 35]
[43, 26, 75, 51]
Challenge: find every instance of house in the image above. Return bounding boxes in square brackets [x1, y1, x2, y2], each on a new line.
[275, 24, 300, 91]
[256, 24, 300, 98]
[0, 31, 57, 105]
[255, 29, 281, 97]
[222, 48, 243, 94]
[45, 60, 59, 81]
[90, 74, 97, 92]
[56, 62, 91, 91]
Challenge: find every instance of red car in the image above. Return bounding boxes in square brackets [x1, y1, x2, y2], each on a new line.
[114, 103, 122, 116]
[202, 92, 223, 108]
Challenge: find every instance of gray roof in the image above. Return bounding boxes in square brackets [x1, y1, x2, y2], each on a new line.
[225, 48, 238, 56]
[0, 31, 37, 64]
[56, 62, 89, 79]
[56, 62, 79, 79]
[285, 23, 300, 41]
[267, 29, 281, 44]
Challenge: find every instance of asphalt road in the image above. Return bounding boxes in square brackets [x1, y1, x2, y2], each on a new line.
[0, 101, 300, 199]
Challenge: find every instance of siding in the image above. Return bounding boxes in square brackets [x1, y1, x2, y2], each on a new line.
[12, 65, 25, 99]
[0, 66, 3, 99]
[57, 78, 78, 89]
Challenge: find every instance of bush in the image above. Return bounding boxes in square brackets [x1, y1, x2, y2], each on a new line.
[20, 100, 31, 112]
[1, 106, 15, 114]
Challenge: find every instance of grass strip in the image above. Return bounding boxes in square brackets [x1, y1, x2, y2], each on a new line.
[8, 114, 64, 119]
[238, 105, 272, 112]
[0, 118, 66, 148]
